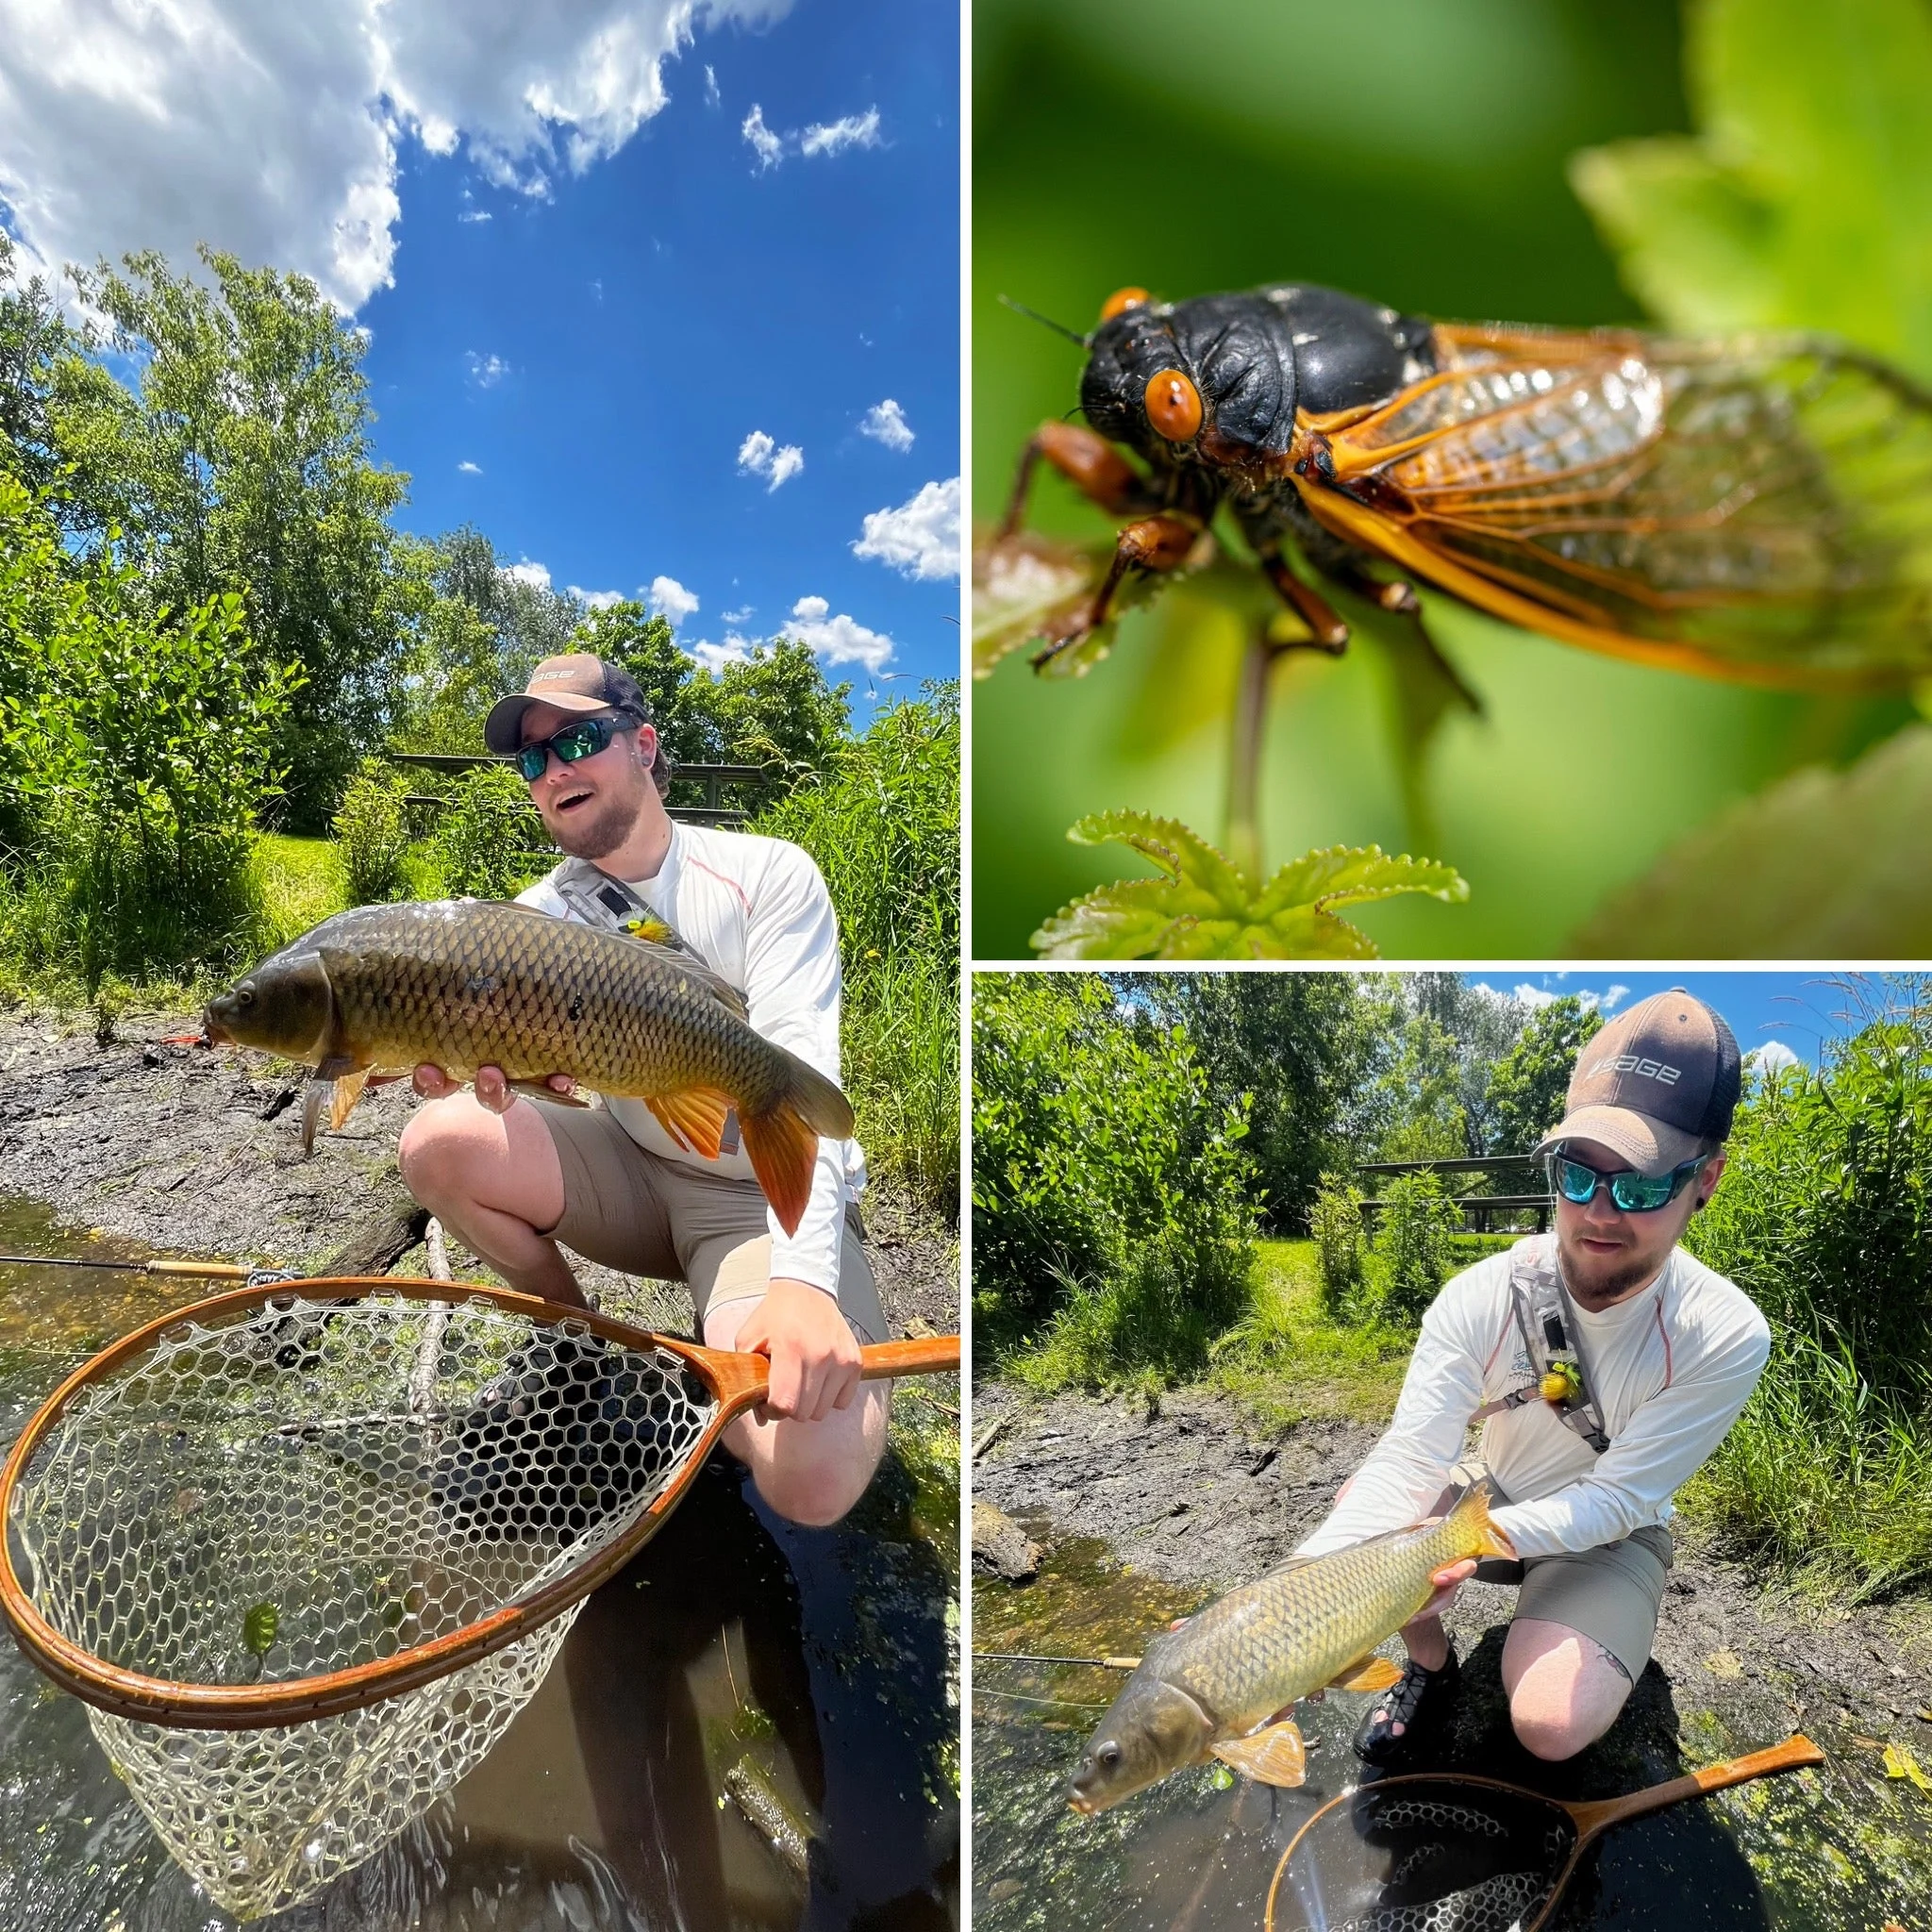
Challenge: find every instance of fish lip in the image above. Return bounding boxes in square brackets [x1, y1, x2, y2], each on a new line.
[1066, 1791, 1097, 1816]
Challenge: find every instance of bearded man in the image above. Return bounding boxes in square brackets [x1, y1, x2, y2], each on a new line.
[397, 654, 887, 1527]
[1301, 990, 1770, 1764]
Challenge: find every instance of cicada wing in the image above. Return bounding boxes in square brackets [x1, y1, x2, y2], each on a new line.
[1306, 329, 1932, 691]
[1266, 1776, 1573, 1932]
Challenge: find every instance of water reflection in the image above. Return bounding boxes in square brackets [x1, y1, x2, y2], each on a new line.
[0, 1196, 958, 1931]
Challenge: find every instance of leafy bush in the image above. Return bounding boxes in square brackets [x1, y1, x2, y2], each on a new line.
[1310, 1175, 1366, 1312]
[1367, 1172, 1463, 1327]
[756, 691, 958, 1216]
[332, 761, 413, 904]
[0, 473, 298, 984]
[1680, 984, 1932, 1591]
[430, 763, 548, 899]
[973, 973, 1257, 1384]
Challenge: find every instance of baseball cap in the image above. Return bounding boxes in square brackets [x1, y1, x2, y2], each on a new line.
[483, 654, 654, 755]
[1530, 989, 1740, 1176]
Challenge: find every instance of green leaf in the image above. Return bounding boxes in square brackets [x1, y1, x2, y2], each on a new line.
[1573, 0, 1932, 381]
[971, 528, 1191, 681]
[1030, 810, 1467, 960]
[1568, 723, 1932, 956]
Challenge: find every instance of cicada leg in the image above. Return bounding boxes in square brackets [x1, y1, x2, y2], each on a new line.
[997, 421, 1162, 539]
[1031, 511, 1201, 669]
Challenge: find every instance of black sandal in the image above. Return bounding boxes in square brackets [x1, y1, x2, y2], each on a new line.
[1352, 1647, 1459, 1765]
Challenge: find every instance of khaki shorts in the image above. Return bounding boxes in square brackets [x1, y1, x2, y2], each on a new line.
[537, 1101, 888, 1345]
[1441, 1467, 1673, 1682]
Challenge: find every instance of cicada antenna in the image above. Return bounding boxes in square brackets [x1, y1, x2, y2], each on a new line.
[997, 293, 1091, 349]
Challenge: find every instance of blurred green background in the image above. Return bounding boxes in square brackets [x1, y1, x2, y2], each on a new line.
[971, 0, 1918, 958]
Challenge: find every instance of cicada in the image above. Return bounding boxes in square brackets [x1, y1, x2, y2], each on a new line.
[998, 283, 1932, 690]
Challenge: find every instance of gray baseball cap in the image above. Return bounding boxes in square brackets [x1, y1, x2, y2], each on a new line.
[1530, 989, 1740, 1176]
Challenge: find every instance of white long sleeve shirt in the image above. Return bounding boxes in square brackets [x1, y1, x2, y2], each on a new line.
[518, 820, 865, 1297]
[1294, 1242, 1770, 1561]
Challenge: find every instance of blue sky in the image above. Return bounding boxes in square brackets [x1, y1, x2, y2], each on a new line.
[0, 0, 959, 710]
[1463, 970, 1898, 1072]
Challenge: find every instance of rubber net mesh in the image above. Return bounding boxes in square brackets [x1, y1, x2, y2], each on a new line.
[7, 1292, 717, 1919]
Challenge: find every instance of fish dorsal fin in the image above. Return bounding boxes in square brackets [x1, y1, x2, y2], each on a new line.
[1328, 1655, 1404, 1693]
[644, 1088, 733, 1158]
[618, 928, 752, 1024]
[1210, 1720, 1306, 1789]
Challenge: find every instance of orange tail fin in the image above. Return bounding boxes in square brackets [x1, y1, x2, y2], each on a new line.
[739, 1103, 822, 1237]
[1447, 1479, 1517, 1561]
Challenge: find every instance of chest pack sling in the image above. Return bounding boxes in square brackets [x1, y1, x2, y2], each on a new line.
[1475, 1234, 1614, 1456]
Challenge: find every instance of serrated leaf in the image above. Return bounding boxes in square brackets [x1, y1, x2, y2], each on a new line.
[1568, 723, 1932, 956]
[1030, 809, 1467, 960]
[1573, 0, 1932, 381]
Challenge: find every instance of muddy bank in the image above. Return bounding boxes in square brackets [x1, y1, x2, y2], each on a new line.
[973, 1377, 1932, 1772]
[0, 1008, 957, 1337]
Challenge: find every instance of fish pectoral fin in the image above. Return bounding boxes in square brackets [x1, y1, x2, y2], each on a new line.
[1210, 1720, 1307, 1789]
[643, 1088, 732, 1158]
[326, 1069, 371, 1131]
[506, 1078, 591, 1109]
[1328, 1656, 1404, 1693]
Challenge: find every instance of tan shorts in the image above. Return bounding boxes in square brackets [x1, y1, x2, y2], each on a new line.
[1441, 1468, 1673, 1682]
[537, 1101, 888, 1345]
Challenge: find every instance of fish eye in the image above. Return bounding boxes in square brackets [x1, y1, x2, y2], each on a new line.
[1144, 368, 1203, 442]
[236, 985, 256, 1008]
[1100, 286, 1149, 323]
[1098, 1741, 1122, 1769]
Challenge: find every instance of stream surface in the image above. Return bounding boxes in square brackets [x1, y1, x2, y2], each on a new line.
[974, 1526, 1932, 1932]
[0, 1192, 960, 1931]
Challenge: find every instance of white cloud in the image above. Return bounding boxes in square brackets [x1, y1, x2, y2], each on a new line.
[853, 476, 959, 581]
[458, 458, 482, 474]
[783, 594, 892, 672]
[704, 64, 720, 108]
[1599, 984, 1631, 1013]
[457, 208, 491, 224]
[1748, 1040, 1801, 1079]
[741, 103, 782, 170]
[465, 349, 510, 388]
[721, 605, 753, 624]
[1512, 983, 1558, 1008]
[691, 635, 757, 675]
[858, 398, 914, 452]
[570, 584, 625, 608]
[799, 107, 880, 158]
[501, 560, 551, 591]
[0, 0, 795, 314]
[648, 574, 699, 625]
[737, 427, 803, 491]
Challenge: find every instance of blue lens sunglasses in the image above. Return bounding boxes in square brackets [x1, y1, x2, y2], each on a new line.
[513, 713, 634, 783]
[1548, 1151, 1711, 1214]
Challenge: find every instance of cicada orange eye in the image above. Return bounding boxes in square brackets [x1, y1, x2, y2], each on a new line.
[1100, 286, 1149, 322]
[1144, 368, 1203, 442]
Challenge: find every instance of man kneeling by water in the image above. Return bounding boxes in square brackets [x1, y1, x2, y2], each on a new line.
[1302, 991, 1769, 1765]
[397, 653, 887, 1528]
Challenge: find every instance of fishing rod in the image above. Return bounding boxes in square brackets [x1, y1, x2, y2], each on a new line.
[974, 1650, 1141, 1669]
[0, 1255, 259, 1280]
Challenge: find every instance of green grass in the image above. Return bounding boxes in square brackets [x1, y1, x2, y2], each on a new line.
[250, 835, 347, 950]
[1209, 1240, 1413, 1431]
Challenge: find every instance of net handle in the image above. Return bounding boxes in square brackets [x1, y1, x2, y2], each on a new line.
[1562, 1732, 1824, 1840]
[0, 1274, 958, 1729]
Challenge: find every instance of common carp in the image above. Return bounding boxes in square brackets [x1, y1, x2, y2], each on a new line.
[202, 900, 855, 1236]
[1069, 1484, 1514, 1814]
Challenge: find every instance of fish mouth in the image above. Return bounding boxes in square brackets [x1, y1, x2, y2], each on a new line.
[200, 1008, 234, 1046]
[1067, 1791, 1097, 1816]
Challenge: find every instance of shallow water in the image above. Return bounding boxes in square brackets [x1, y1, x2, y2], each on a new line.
[973, 1525, 1932, 1932]
[0, 1193, 959, 1930]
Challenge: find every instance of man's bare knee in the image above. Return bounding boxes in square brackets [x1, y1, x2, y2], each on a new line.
[397, 1104, 474, 1207]
[754, 1457, 876, 1527]
[1511, 1699, 1615, 1762]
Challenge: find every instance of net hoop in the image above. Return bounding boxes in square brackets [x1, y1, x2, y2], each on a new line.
[0, 1273, 958, 1730]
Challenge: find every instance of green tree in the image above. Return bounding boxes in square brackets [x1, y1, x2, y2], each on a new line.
[1142, 972, 1378, 1233]
[53, 246, 408, 825]
[0, 235, 73, 495]
[1485, 995, 1606, 1157]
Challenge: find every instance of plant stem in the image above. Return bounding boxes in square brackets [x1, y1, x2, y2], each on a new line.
[1225, 631, 1278, 883]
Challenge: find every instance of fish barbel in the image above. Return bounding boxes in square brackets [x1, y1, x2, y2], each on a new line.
[1069, 1483, 1514, 1814]
[202, 900, 855, 1236]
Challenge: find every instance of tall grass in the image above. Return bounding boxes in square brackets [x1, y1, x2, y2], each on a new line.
[755, 691, 958, 1219]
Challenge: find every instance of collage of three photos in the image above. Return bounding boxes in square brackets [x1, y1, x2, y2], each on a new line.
[1, 0, 1929, 1927]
